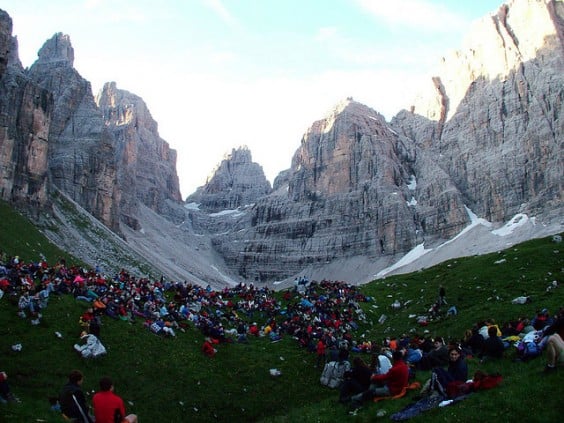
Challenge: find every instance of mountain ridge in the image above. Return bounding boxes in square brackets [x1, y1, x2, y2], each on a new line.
[0, 0, 562, 288]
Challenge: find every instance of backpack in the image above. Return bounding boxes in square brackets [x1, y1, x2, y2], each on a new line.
[517, 340, 541, 361]
[320, 360, 351, 388]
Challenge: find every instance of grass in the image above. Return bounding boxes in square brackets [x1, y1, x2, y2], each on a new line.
[0, 200, 562, 422]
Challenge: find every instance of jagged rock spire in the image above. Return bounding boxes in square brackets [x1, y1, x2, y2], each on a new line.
[36, 32, 74, 66]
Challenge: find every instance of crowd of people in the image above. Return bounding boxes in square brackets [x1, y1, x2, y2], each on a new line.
[1, 252, 563, 419]
[328, 308, 564, 414]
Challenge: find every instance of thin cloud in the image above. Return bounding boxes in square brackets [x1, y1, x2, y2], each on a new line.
[355, 0, 469, 33]
[83, 0, 103, 9]
[202, 0, 241, 30]
[315, 26, 338, 42]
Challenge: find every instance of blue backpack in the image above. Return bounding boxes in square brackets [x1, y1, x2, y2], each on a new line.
[517, 341, 541, 360]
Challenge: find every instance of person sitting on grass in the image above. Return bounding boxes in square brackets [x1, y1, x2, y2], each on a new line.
[59, 370, 93, 423]
[202, 337, 217, 357]
[417, 337, 448, 370]
[349, 350, 409, 411]
[420, 346, 468, 397]
[339, 357, 372, 404]
[479, 326, 505, 362]
[74, 331, 107, 358]
[543, 316, 564, 373]
[370, 348, 392, 375]
[0, 370, 20, 403]
[92, 376, 138, 423]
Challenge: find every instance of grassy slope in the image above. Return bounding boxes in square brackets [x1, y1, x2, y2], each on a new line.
[0, 200, 562, 422]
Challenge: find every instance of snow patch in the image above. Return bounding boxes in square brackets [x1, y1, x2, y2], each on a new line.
[407, 197, 417, 206]
[210, 209, 245, 217]
[436, 206, 492, 250]
[407, 175, 417, 191]
[492, 213, 530, 236]
[376, 243, 430, 278]
[184, 202, 200, 210]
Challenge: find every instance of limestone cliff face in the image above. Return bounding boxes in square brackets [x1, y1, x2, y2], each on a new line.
[27, 33, 121, 230]
[0, 10, 50, 213]
[96, 82, 182, 228]
[210, 100, 445, 281]
[392, 0, 563, 222]
[0, 10, 183, 238]
[186, 146, 271, 212]
[206, 0, 563, 283]
[0, 1, 561, 287]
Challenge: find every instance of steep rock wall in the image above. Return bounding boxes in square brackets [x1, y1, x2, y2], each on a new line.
[0, 10, 51, 213]
[96, 82, 182, 228]
[27, 33, 121, 231]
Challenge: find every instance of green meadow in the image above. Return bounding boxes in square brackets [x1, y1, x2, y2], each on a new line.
[0, 200, 562, 422]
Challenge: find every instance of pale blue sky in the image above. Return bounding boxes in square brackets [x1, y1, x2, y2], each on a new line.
[2, 0, 501, 197]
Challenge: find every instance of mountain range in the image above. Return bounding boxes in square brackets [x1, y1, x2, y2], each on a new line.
[0, 0, 561, 289]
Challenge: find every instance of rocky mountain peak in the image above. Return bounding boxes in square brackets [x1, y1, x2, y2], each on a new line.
[36, 32, 74, 67]
[288, 98, 396, 200]
[309, 97, 386, 136]
[96, 81, 182, 222]
[97, 81, 159, 133]
[0, 10, 11, 76]
[186, 145, 272, 212]
[409, 0, 562, 122]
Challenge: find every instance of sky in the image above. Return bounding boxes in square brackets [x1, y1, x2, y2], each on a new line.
[2, 0, 501, 198]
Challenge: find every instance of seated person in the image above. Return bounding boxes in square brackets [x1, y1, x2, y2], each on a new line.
[543, 317, 564, 372]
[479, 326, 505, 362]
[74, 331, 107, 358]
[350, 350, 409, 410]
[17, 290, 34, 317]
[418, 337, 448, 370]
[370, 348, 392, 375]
[59, 370, 93, 422]
[422, 346, 468, 397]
[339, 357, 372, 403]
[202, 337, 217, 357]
[92, 376, 137, 423]
[461, 327, 484, 356]
[0, 371, 20, 403]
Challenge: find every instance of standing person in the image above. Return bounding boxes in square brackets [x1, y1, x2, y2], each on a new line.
[59, 370, 93, 423]
[92, 376, 138, 423]
[316, 337, 326, 368]
[438, 285, 446, 306]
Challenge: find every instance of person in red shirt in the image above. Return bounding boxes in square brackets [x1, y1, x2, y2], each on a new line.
[92, 377, 138, 423]
[202, 337, 217, 357]
[316, 338, 326, 368]
[349, 350, 409, 410]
